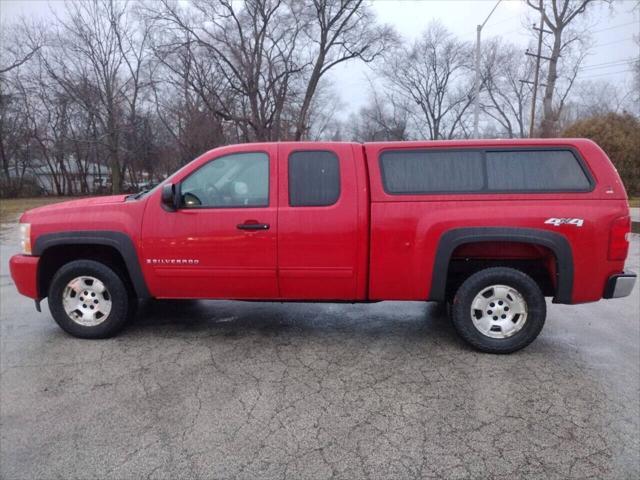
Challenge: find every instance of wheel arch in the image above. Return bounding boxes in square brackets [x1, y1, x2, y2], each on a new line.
[428, 227, 574, 304]
[33, 231, 150, 300]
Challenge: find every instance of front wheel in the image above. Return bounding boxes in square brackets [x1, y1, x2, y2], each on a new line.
[451, 267, 546, 353]
[48, 260, 132, 339]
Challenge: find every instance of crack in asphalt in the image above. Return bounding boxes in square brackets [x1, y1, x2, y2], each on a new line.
[1, 229, 639, 479]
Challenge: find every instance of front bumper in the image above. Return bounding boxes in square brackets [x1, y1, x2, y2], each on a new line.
[603, 271, 637, 299]
[9, 254, 39, 299]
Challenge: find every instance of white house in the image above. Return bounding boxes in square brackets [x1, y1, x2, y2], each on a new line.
[29, 160, 111, 195]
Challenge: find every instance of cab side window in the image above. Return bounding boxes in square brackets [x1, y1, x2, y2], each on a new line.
[288, 151, 340, 206]
[180, 152, 269, 208]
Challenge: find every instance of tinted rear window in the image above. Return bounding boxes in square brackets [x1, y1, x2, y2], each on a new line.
[289, 151, 340, 206]
[379, 148, 592, 194]
[486, 150, 591, 191]
[379, 150, 484, 193]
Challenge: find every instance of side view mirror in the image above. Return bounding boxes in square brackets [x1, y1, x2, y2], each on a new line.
[161, 183, 177, 211]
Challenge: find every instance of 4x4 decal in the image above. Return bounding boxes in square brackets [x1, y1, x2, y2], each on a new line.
[545, 218, 584, 227]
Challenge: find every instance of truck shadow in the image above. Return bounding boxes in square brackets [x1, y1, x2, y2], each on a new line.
[128, 299, 462, 347]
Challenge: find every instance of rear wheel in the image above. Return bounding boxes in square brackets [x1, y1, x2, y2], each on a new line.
[48, 260, 132, 339]
[451, 267, 546, 353]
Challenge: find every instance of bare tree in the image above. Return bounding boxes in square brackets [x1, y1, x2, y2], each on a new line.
[525, 0, 606, 136]
[35, 0, 152, 193]
[148, 26, 229, 165]
[559, 79, 635, 130]
[2, 0, 635, 198]
[0, 22, 42, 196]
[0, 21, 42, 75]
[348, 90, 409, 141]
[381, 22, 475, 140]
[0, 76, 34, 196]
[481, 40, 535, 138]
[292, 0, 396, 139]
[28, 64, 73, 195]
[146, 0, 305, 141]
[304, 80, 345, 140]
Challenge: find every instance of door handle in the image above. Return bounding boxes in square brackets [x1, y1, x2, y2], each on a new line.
[237, 221, 270, 231]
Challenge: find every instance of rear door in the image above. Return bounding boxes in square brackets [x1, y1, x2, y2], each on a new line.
[276, 143, 365, 300]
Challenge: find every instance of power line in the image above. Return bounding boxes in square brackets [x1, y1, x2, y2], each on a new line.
[590, 37, 636, 49]
[462, 11, 523, 40]
[577, 68, 635, 79]
[462, 19, 637, 43]
[500, 27, 523, 36]
[579, 59, 633, 71]
[484, 12, 522, 29]
[464, 17, 636, 42]
[590, 21, 638, 34]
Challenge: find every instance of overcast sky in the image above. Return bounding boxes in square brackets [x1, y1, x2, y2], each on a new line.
[337, 0, 639, 115]
[1, 0, 638, 116]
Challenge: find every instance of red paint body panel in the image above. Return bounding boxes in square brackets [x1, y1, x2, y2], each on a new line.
[20, 194, 145, 254]
[141, 143, 279, 299]
[366, 199, 627, 302]
[363, 139, 629, 303]
[276, 142, 368, 300]
[9, 138, 632, 306]
[9, 255, 39, 299]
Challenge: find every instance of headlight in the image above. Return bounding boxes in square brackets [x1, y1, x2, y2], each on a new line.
[20, 223, 31, 255]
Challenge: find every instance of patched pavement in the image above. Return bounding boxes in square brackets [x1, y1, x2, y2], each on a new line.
[1, 223, 638, 479]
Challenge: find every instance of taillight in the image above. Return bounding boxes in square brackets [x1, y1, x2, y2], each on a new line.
[608, 215, 631, 261]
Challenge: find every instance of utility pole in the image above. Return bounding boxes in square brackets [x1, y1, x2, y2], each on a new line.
[473, 0, 502, 139]
[526, 0, 552, 138]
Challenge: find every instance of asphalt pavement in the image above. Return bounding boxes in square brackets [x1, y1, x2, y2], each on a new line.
[1, 222, 638, 479]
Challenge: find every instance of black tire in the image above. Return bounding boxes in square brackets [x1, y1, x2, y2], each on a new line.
[48, 260, 131, 339]
[451, 267, 546, 354]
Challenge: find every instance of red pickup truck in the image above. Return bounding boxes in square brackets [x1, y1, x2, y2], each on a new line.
[9, 139, 636, 353]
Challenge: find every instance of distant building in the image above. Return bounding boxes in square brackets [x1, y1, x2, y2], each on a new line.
[29, 160, 111, 195]
[6, 158, 150, 195]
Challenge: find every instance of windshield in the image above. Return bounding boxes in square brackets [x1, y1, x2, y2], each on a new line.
[131, 160, 195, 200]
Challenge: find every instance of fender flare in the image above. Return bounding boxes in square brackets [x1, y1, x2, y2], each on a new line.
[33, 231, 150, 299]
[428, 227, 574, 304]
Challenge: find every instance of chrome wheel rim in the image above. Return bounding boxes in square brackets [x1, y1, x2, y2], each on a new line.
[470, 284, 528, 339]
[62, 276, 112, 327]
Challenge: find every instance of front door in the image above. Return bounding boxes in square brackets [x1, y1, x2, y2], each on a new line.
[141, 146, 278, 299]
